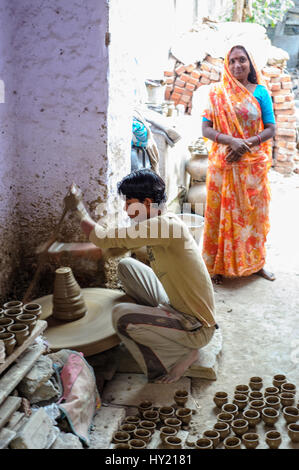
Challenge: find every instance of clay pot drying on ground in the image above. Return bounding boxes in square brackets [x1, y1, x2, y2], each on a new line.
[0, 317, 14, 330]
[0, 332, 16, 356]
[249, 400, 265, 412]
[280, 392, 295, 408]
[217, 412, 234, 427]
[264, 386, 279, 397]
[231, 419, 248, 437]
[4, 308, 23, 321]
[213, 422, 230, 440]
[223, 436, 241, 449]
[138, 400, 153, 417]
[124, 416, 141, 426]
[0, 326, 6, 334]
[273, 374, 287, 390]
[139, 420, 156, 434]
[287, 423, 299, 443]
[281, 383, 296, 395]
[221, 403, 238, 417]
[233, 394, 249, 411]
[143, 410, 159, 424]
[112, 431, 130, 445]
[0, 308, 4, 317]
[3, 301, 23, 310]
[203, 430, 220, 448]
[164, 436, 182, 449]
[133, 428, 151, 443]
[160, 426, 177, 443]
[261, 407, 279, 426]
[213, 391, 228, 408]
[119, 424, 136, 437]
[7, 323, 29, 346]
[16, 314, 37, 334]
[129, 439, 146, 449]
[195, 438, 213, 449]
[175, 407, 192, 425]
[242, 432, 259, 449]
[249, 391, 263, 402]
[242, 409, 261, 428]
[174, 389, 189, 407]
[158, 406, 175, 423]
[52, 267, 87, 321]
[265, 430, 281, 449]
[265, 395, 281, 410]
[249, 377, 263, 391]
[164, 418, 182, 431]
[235, 385, 250, 396]
[23, 303, 42, 318]
[114, 443, 131, 449]
[283, 406, 299, 424]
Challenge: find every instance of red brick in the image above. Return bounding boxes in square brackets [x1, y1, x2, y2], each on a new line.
[200, 61, 212, 72]
[165, 76, 174, 85]
[180, 73, 190, 82]
[185, 64, 196, 73]
[269, 83, 281, 92]
[171, 92, 181, 102]
[175, 78, 185, 87]
[281, 82, 292, 90]
[280, 74, 291, 82]
[164, 71, 174, 77]
[173, 86, 184, 95]
[274, 102, 294, 110]
[276, 114, 288, 122]
[175, 65, 186, 76]
[183, 89, 193, 97]
[276, 128, 296, 138]
[269, 76, 281, 83]
[200, 76, 211, 85]
[200, 70, 211, 79]
[188, 76, 199, 86]
[165, 86, 172, 100]
[286, 142, 296, 150]
[191, 69, 201, 80]
[180, 94, 191, 103]
[186, 83, 195, 91]
[273, 95, 285, 103]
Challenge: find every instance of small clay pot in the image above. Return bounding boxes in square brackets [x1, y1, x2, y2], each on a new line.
[213, 391, 228, 408]
[112, 431, 130, 444]
[139, 420, 156, 434]
[23, 303, 42, 318]
[164, 417, 182, 431]
[231, 419, 248, 437]
[223, 436, 241, 449]
[174, 389, 189, 407]
[281, 383, 296, 395]
[202, 430, 220, 448]
[280, 392, 295, 408]
[133, 428, 151, 443]
[235, 385, 250, 396]
[273, 374, 287, 390]
[0, 317, 14, 330]
[0, 326, 6, 334]
[138, 400, 153, 417]
[0, 332, 16, 356]
[4, 308, 23, 320]
[120, 424, 137, 437]
[7, 323, 29, 346]
[217, 412, 234, 427]
[264, 386, 279, 397]
[249, 400, 265, 412]
[164, 436, 182, 449]
[158, 406, 175, 423]
[160, 426, 177, 443]
[213, 422, 230, 440]
[195, 438, 213, 449]
[143, 410, 159, 424]
[0, 308, 4, 317]
[15, 314, 37, 334]
[249, 377, 263, 391]
[129, 439, 147, 449]
[221, 403, 238, 417]
[242, 410, 261, 428]
[261, 407, 279, 426]
[233, 394, 249, 411]
[283, 406, 299, 424]
[124, 416, 141, 426]
[265, 430, 281, 449]
[114, 443, 131, 449]
[175, 407, 192, 425]
[265, 395, 281, 410]
[3, 300, 23, 310]
[287, 423, 299, 443]
[242, 432, 259, 450]
[248, 391, 263, 402]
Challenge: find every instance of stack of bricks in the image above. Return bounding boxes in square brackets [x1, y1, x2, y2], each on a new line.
[164, 57, 222, 115]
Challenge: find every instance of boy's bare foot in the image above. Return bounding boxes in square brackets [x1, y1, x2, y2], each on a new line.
[256, 268, 276, 281]
[212, 274, 223, 285]
[154, 349, 198, 384]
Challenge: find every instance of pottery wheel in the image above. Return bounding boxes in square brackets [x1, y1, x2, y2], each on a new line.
[33, 288, 134, 357]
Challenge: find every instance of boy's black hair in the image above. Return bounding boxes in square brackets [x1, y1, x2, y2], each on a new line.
[230, 45, 258, 84]
[117, 169, 167, 205]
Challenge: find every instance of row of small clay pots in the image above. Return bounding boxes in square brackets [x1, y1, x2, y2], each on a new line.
[0, 300, 42, 317]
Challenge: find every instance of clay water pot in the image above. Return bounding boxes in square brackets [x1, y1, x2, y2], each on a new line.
[7, 323, 29, 346]
[4, 308, 23, 321]
[249, 400, 265, 412]
[138, 400, 153, 417]
[273, 374, 287, 390]
[242, 410, 261, 428]
[265, 395, 281, 410]
[143, 410, 159, 424]
[0, 332, 16, 356]
[242, 432, 259, 450]
[261, 407, 279, 426]
[185, 155, 209, 181]
[52, 267, 87, 321]
[231, 419, 248, 437]
[265, 430, 281, 449]
[280, 392, 295, 408]
[223, 436, 241, 449]
[160, 426, 177, 443]
[3, 300, 23, 310]
[23, 303, 42, 318]
[120, 424, 137, 437]
[158, 406, 175, 423]
[129, 439, 146, 449]
[139, 420, 156, 434]
[235, 385, 250, 396]
[287, 423, 299, 443]
[249, 377, 263, 391]
[175, 407, 192, 425]
[221, 403, 238, 417]
[124, 416, 141, 426]
[217, 412, 234, 427]
[174, 389, 189, 407]
[283, 406, 299, 424]
[248, 391, 263, 402]
[264, 386, 279, 397]
[16, 314, 37, 334]
[233, 394, 249, 411]
[112, 431, 130, 444]
[281, 383, 296, 395]
[133, 428, 151, 443]
[164, 418, 182, 431]
[213, 391, 228, 408]
[213, 422, 230, 440]
[187, 183, 207, 217]
[0, 317, 14, 330]
[202, 430, 220, 448]
[164, 436, 182, 449]
[114, 443, 131, 449]
[195, 438, 213, 449]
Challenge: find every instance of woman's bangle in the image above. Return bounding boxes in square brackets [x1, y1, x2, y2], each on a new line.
[215, 132, 222, 143]
[255, 134, 262, 145]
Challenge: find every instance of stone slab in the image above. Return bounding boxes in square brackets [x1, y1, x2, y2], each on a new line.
[51, 432, 83, 449]
[0, 396, 22, 430]
[0, 428, 16, 449]
[102, 373, 191, 408]
[6, 411, 26, 432]
[18, 355, 54, 395]
[89, 405, 126, 449]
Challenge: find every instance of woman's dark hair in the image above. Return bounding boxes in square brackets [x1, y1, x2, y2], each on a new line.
[229, 45, 258, 84]
[117, 169, 167, 205]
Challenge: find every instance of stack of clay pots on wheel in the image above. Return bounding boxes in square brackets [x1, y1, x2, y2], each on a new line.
[185, 137, 209, 217]
[0, 301, 42, 359]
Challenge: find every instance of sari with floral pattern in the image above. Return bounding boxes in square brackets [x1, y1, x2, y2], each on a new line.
[202, 49, 273, 278]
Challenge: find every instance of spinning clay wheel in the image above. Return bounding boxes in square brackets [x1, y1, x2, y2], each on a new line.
[33, 288, 134, 356]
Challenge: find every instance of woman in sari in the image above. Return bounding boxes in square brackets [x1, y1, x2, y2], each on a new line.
[202, 45, 276, 284]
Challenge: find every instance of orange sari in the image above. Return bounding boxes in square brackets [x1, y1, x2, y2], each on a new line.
[202, 50, 272, 278]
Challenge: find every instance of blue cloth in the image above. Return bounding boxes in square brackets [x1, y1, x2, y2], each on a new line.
[132, 118, 148, 148]
[203, 84, 275, 125]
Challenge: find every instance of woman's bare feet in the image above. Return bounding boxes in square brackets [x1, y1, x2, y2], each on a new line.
[256, 268, 276, 281]
[154, 349, 198, 384]
[212, 274, 223, 285]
